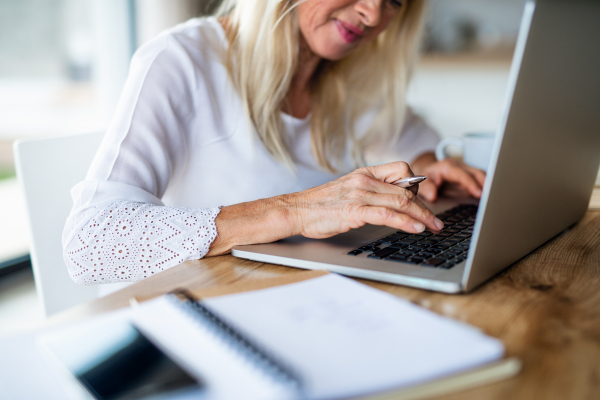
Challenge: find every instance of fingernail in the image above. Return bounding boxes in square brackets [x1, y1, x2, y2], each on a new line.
[414, 222, 425, 232]
[435, 218, 444, 230]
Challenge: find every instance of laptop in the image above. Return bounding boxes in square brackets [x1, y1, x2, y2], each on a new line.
[232, 0, 600, 293]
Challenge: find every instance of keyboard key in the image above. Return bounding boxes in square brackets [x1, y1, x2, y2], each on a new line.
[439, 241, 457, 247]
[431, 245, 450, 250]
[401, 248, 420, 254]
[410, 243, 430, 249]
[420, 239, 439, 245]
[347, 250, 363, 256]
[417, 253, 436, 259]
[454, 233, 471, 238]
[364, 247, 379, 253]
[436, 232, 454, 238]
[454, 257, 466, 263]
[402, 259, 421, 264]
[444, 228, 461, 234]
[368, 247, 399, 259]
[387, 255, 409, 262]
[414, 232, 433, 237]
[446, 250, 463, 256]
[397, 239, 417, 245]
[437, 253, 456, 260]
[388, 243, 408, 249]
[423, 258, 446, 267]
[429, 236, 446, 241]
[409, 257, 426, 264]
[406, 235, 425, 241]
[423, 248, 442, 255]
[392, 232, 409, 239]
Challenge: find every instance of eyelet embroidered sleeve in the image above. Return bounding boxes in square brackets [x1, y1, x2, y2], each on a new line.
[63, 201, 220, 285]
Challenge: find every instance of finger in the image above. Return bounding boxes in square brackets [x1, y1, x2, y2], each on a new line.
[359, 189, 444, 232]
[357, 206, 431, 234]
[417, 180, 440, 202]
[362, 161, 414, 184]
[444, 167, 483, 198]
[465, 166, 486, 188]
[408, 184, 419, 196]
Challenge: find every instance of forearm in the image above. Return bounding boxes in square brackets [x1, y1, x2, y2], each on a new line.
[63, 201, 220, 285]
[206, 194, 300, 256]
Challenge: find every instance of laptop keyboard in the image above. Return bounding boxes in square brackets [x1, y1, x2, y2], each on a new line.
[347, 204, 477, 269]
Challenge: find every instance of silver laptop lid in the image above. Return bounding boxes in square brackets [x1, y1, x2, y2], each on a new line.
[463, 0, 600, 290]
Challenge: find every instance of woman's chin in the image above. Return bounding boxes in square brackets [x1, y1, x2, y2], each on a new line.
[314, 44, 355, 61]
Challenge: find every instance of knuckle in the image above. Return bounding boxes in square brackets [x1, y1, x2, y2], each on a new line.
[396, 194, 412, 210]
[350, 188, 369, 201]
[394, 161, 410, 173]
[355, 167, 370, 176]
[444, 158, 457, 167]
[376, 207, 394, 222]
[350, 173, 369, 187]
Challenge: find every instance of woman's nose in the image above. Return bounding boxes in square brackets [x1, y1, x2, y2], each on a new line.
[354, 0, 382, 27]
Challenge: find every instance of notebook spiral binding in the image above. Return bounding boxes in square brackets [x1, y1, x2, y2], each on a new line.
[166, 290, 303, 392]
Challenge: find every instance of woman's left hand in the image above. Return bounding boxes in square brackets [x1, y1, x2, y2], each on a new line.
[411, 153, 486, 202]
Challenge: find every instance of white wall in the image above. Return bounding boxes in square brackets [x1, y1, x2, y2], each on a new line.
[408, 59, 512, 139]
[135, 0, 203, 47]
[91, 0, 135, 122]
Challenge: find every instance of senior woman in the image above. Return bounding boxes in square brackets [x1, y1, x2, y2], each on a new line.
[63, 0, 485, 285]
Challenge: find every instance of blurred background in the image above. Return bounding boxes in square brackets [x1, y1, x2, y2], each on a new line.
[0, 0, 597, 332]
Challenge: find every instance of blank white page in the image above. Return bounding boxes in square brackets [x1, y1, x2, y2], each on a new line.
[204, 274, 504, 400]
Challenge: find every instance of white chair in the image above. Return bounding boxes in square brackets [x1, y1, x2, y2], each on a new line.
[14, 132, 104, 316]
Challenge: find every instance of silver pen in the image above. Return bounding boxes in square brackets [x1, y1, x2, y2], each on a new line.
[391, 175, 427, 188]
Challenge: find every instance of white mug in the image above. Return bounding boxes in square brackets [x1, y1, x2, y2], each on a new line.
[435, 132, 496, 172]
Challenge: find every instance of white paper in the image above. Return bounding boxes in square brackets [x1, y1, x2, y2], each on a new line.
[203, 274, 504, 400]
[132, 297, 297, 400]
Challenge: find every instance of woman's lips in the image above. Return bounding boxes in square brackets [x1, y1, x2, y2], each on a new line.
[334, 19, 364, 43]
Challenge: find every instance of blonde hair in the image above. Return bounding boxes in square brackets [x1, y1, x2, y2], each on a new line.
[216, 0, 426, 172]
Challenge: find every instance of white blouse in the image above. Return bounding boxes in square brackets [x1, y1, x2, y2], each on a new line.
[62, 17, 440, 286]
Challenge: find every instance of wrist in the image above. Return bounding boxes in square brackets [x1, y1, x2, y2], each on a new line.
[206, 194, 303, 257]
[276, 192, 305, 237]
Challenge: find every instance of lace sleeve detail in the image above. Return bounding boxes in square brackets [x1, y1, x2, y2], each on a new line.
[63, 201, 220, 285]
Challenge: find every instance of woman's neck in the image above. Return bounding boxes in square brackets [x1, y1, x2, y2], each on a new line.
[282, 35, 322, 119]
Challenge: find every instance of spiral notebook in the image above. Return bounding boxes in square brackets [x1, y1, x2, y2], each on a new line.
[38, 272, 519, 400]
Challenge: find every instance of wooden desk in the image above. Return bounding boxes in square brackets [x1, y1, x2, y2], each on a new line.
[52, 209, 600, 400]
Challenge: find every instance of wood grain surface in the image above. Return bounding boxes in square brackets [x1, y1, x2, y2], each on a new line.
[52, 210, 600, 400]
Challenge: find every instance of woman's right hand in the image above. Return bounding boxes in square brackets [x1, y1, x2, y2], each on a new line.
[288, 161, 445, 239]
[207, 161, 444, 256]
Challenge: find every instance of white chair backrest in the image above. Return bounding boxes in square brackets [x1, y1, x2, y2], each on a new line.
[14, 132, 104, 316]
